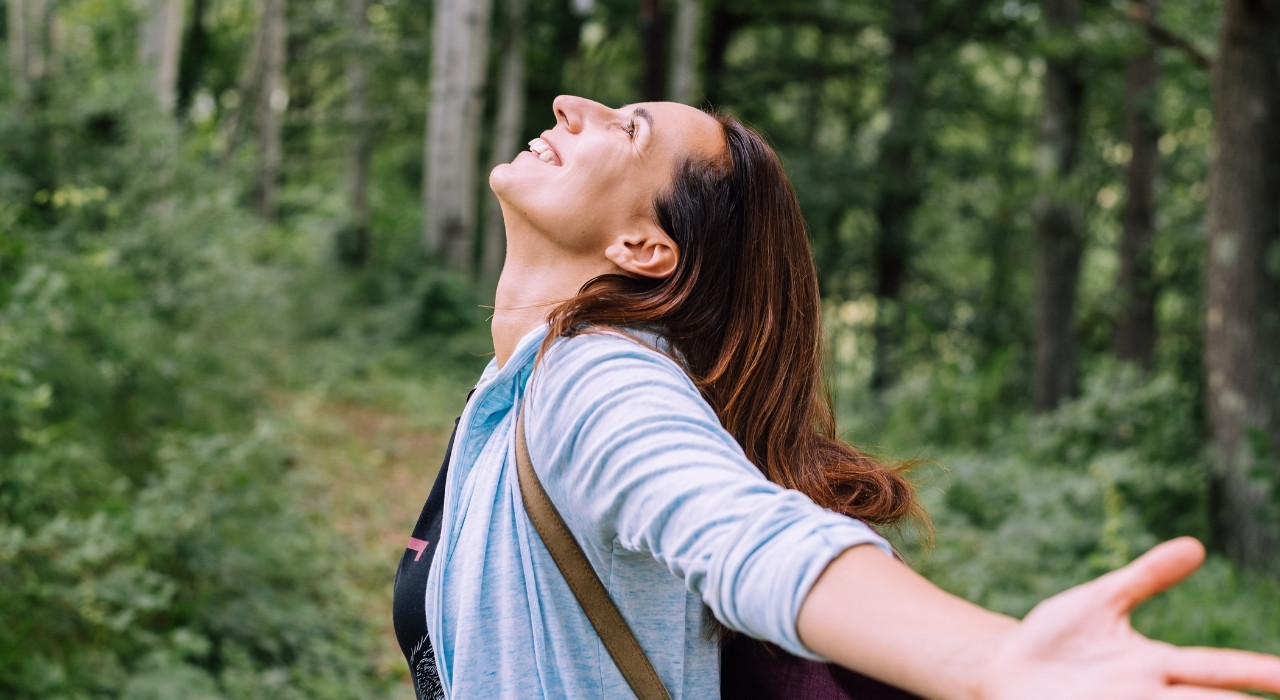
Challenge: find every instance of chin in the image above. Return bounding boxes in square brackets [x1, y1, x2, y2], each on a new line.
[488, 162, 511, 192]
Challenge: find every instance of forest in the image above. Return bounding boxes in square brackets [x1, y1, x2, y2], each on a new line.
[1, 0, 1278, 697]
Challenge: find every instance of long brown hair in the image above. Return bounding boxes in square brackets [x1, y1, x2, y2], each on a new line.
[544, 114, 923, 529]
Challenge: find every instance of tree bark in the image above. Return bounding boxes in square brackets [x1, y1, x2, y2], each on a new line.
[423, 0, 493, 270]
[7, 0, 29, 95]
[1114, 0, 1160, 370]
[1204, 0, 1280, 572]
[216, 0, 266, 161]
[701, 6, 743, 109]
[667, 0, 700, 105]
[483, 0, 528, 279]
[639, 0, 666, 102]
[177, 0, 210, 117]
[1031, 0, 1085, 413]
[253, 0, 287, 220]
[138, 0, 185, 114]
[8, 0, 55, 99]
[869, 0, 923, 393]
[340, 0, 372, 267]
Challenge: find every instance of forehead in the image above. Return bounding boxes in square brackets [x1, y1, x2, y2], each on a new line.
[628, 101, 725, 163]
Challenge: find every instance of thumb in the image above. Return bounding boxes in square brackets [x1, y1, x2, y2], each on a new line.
[1095, 537, 1206, 614]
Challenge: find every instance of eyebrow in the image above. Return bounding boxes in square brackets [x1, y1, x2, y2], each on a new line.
[632, 107, 655, 131]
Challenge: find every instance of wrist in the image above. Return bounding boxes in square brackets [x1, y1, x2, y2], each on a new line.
[951, 617, 1018, 700]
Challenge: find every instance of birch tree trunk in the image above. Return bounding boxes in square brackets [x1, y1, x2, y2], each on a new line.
[1204, 0, 1280, 572]
[423, 0, 493, 271]
[138, 0, 185, 113]
[341, 0, 372, 267]
[8, 0, 55, 99]
[483, 0, 528, 279]
[869, 0, 923, 393]
[1031, 0, 1085, 413]
[254, 0, 287, 221]
[1114, 0, 1160, 370]
[666, 0, 700, 105]
[7, 0, 29, 95]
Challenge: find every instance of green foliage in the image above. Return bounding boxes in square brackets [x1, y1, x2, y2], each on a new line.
[2, 0, 1275, 693]
[0, 24, 392, 697]
[871, 360, 1279, 653]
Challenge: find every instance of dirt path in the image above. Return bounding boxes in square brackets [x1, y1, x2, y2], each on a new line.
[283, 392, 453, 700]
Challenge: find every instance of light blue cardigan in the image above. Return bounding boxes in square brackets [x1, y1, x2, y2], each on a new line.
[424, 326, 892, 699]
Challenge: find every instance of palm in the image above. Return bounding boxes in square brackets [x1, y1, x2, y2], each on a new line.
[976, 538, 1280, 700]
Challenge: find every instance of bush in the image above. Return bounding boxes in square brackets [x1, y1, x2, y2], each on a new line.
[877, 362, 1273, 654]
[0, 78, 392, 697]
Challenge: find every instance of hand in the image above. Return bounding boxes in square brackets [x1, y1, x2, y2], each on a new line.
[974, 537, 1280, 700]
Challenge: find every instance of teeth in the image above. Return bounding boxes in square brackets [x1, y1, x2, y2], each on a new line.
[528, 137, 559, 164]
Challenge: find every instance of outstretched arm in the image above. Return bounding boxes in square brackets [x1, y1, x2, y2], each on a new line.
[797, 537, 1280, 700]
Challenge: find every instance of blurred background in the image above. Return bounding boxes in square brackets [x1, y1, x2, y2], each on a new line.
[1, 0, 1278, 697]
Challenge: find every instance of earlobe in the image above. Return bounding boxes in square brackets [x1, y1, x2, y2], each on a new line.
[604, 225, 679, 280]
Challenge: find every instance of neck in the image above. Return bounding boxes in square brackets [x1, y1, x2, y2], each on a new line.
[491, 216, 615, 367]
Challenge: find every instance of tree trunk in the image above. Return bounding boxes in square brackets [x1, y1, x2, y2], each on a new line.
[483, 0, 528, 279]
[340, 0, 372, 267]
[138, 0, 185, 113]
[1031, 0, 1085, 413]
[7, 0, 29, 95]
[701, 6, 742, 109]
[1204, 0, 1280, 572]
[177, 0, 210, 117]
[423, 0, 493, 271]
[1114, 0, 1160, 370]
[8, 0, 55, 99]
[869, 0, 923, 393]
[253, 0, 287, 220]
[216, 0, 265, 161]
[666, 0, 700, 105]
[639, 0, 666, 102]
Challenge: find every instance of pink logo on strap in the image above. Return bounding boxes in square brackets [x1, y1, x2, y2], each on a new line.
[407, 537, 429, 562]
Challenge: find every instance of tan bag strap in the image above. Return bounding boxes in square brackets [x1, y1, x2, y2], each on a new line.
[515, 400, 672, 700]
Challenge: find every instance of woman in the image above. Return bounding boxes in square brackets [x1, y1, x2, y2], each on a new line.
[393, 95, 1280, 699]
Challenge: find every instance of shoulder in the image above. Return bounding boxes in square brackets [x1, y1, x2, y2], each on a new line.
[526, 327, 716, 431]
[538, 327, 690, 387]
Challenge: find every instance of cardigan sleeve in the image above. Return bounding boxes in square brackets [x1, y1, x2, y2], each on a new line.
[523, 331, 894, 661]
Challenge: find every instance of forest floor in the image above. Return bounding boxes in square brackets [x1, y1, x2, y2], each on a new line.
[280, 385, 457, 700]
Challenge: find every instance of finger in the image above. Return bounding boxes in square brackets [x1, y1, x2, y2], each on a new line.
[1166, 647, 1280, 693]
[1093, 537, 1206, 612]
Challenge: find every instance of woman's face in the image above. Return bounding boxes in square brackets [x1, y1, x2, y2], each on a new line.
[490, 95, 725, 258]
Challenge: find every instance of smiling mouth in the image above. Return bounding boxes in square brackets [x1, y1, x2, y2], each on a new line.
[527, 137, 563, 166]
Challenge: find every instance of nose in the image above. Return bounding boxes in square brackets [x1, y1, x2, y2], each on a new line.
[553, 94, 609, 134]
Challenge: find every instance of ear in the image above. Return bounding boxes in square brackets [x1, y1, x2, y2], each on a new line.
[604, 222, 679, 280]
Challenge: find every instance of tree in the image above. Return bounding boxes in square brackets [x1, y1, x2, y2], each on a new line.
[340, 0, 373, 267]
[638, 0, 666, 102]
[1031, 0, 1085, 413]
[1113, 0, 1160, 370]
[666, 0, 700, 105]
[483, 0, 529, 279]
[176, 0, 211, 117]
[253, 0, 287, 220]
[869, 0, 924, 393]
[138, 0, 185, 113]
[423, 0, 493, 270]
[6, 0, 54, 100]
[1204, 0, 1280, 572]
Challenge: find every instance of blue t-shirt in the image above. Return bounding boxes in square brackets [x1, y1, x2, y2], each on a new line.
[424, 326, 893, 698]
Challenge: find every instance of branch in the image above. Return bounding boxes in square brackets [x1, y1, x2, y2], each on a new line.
[1124, 1, 1212, 70]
